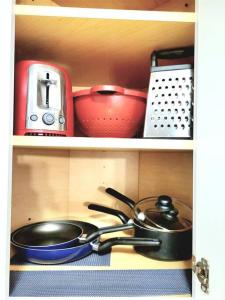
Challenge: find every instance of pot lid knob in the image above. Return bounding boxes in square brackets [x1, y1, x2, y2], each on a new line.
[156, 195, 174, 211]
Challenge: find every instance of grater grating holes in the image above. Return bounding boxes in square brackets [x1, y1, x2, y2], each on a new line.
[144, 67, 193, 138]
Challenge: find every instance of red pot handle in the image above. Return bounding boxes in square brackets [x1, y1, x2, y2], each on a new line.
[90, 85, 125, 95]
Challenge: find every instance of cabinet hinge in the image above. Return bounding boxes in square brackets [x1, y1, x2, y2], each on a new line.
[192, 256, 209, 294]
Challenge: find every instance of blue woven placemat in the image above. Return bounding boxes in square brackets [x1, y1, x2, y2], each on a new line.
[11, 252, 111, 266]
[10, 269, 192, 297]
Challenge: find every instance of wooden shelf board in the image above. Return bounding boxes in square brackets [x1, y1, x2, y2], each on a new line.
[15, 5, 195, 22]
[12, 136, 193, 151]
[10, 255, 192, 271]
[16, 0, 195, 12]
[15, 6, 195, 88]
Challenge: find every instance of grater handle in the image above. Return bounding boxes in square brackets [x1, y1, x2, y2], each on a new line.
[151, 46, 194, 67]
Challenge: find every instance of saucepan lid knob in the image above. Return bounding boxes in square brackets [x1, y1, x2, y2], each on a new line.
[155, 195, 174, 211]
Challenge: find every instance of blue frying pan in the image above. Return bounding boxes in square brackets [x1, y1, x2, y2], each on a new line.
[11, 220, 159, 264]
[11, 220, 134, 250]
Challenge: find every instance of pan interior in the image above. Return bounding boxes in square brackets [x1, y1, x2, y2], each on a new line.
[12, 222, 82, 247]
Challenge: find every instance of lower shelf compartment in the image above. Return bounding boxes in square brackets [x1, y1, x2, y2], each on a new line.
[10, 210, 193, 297]
[10, 251, 192, 297]
[10, 268, 192, 297]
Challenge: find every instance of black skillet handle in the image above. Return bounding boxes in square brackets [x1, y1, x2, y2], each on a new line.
[105, 187, 135, 209]
[151, 46, 194, 67]
[85, 223, 134, 243]
[96, 237, 161, 253]
[88, 203, 130, 224]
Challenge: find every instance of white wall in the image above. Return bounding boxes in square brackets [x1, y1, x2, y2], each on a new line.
[193, 0, 225, 298]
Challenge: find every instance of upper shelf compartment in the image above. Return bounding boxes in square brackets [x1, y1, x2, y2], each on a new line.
[16, 0, 195, 12]
[15, 5, 195, 88]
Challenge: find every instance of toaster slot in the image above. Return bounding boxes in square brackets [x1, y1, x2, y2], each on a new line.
[39, 72, 57, 109]
[46, 72, 50, 108]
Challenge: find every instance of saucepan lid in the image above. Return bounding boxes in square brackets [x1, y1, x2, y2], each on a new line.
[134, 195, 192, 232]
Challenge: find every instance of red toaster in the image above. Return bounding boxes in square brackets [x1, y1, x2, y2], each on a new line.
[14, 60, 74, 136]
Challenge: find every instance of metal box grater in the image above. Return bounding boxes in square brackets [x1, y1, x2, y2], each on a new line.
[143, 47, 194, 139]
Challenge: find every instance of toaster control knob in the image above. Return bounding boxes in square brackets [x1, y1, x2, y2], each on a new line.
[30, 114, 38, 121]
[42, 113, 55, 125]
[59, 116, 65, 124]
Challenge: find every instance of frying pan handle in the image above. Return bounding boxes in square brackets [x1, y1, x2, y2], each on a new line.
[151, 46, 194, 67]
[85, 223, 134, 243]
[88, 203, 130, 224]
[96, 237, 160, 253]
[105, 187, 135, 209]
[90, 85, 125, 95]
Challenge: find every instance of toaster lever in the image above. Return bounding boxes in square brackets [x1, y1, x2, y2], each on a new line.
[40, 79, 57, 86]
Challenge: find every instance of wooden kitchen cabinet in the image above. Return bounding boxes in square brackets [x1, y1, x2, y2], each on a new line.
[1, 0, 225, 299]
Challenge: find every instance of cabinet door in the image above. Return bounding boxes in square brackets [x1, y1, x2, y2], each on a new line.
[193, 0, 225, 298]
[0, 1, 15, 300]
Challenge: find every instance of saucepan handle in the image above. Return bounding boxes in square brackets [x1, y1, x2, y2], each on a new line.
[105, 187, 136, 209]
[96, 237, 161, 253]
[88, 203, 130, 224]
[85, 223, 134, 243]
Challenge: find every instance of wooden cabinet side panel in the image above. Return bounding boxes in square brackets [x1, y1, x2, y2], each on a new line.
[11, 149, 70, 230]
[138, 151, 193, 207]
